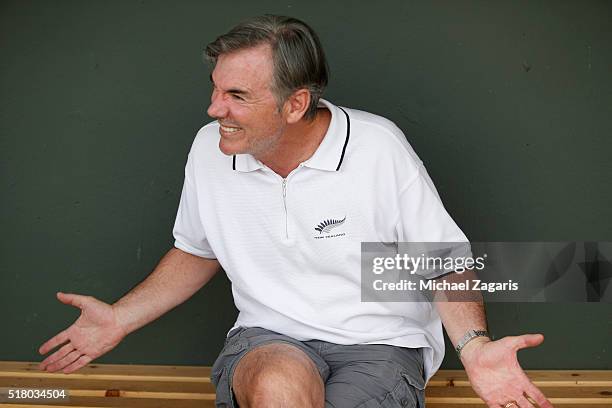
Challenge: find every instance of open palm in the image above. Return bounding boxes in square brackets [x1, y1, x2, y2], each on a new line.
[463, 334, 553, 408]
[39, 292, 127, 373]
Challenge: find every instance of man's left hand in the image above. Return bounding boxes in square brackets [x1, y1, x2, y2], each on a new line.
[460, 333, 553, 408]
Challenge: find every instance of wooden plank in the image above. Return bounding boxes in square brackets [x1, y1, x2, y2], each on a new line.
[0, 362, 210, 383]
[427, 369, 612, 387]
[0, 395, 216, 407]
[425, 387, 612, 396]
[426, 386, 611, 398]
[0, 377, 216, 394]
[427, 398, 611, 405]
[426, 405, 607, 408]
[426, 385, 612, 407]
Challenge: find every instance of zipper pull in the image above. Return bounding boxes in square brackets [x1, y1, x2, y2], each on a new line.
[282, 179, 287, 197]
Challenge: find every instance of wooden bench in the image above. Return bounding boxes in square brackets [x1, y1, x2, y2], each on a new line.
[0, 362, 610, 407]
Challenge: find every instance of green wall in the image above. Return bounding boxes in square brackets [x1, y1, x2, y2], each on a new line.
[1, 0, 610, 369]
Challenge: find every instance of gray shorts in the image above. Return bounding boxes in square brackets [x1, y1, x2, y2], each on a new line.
[211, 326, 426, 408]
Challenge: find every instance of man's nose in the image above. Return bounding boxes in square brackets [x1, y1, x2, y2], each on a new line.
[207, 91, 228, 119]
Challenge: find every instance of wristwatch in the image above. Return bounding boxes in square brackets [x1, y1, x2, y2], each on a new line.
[455, 329, 490, 358]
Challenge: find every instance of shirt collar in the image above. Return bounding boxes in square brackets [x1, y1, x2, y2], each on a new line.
[232, 152, 263, 172]
[232, 98, 351, 173]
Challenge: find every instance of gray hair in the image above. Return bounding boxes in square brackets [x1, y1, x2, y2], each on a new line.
[205, 15, 329, 121]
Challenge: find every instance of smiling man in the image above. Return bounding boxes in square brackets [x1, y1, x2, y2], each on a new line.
[39, 15, 553, 408]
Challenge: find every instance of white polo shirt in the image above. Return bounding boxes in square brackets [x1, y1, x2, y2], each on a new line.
[173, 99, 469, 383]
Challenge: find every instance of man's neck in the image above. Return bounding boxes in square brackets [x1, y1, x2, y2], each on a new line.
[257, 108, 331, 178]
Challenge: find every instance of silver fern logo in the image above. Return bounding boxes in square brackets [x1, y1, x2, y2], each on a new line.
[315, 216, 346, 235]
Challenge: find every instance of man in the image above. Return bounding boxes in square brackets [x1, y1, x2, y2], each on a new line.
[39, 15, 552, 408]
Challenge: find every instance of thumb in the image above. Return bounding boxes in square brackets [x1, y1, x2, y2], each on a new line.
[57, 292, 88, 309]
[513, 333, 545, 351]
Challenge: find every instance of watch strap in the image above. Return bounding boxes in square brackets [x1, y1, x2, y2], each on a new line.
[455, 329, 490, 358]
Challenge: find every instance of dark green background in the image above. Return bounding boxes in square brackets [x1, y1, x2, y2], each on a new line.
[1, 1, 610, 369]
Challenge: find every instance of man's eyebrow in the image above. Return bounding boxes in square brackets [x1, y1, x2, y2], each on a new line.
[225, 87, 249, 95]
[209, 74, 250, 96]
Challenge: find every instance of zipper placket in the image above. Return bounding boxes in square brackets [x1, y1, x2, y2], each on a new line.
[279, 165, 302, 241]
[282, 178, 288, 239]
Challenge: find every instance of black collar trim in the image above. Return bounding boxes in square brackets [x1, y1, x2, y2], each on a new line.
[336, 106, 351, 171]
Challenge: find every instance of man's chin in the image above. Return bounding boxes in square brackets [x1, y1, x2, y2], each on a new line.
[218, 139, 246, 156]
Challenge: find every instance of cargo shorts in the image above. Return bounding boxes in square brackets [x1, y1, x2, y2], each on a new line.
[211, 326, 426, 408]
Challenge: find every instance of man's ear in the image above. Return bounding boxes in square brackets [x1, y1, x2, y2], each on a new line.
[284, 89, 311, 124]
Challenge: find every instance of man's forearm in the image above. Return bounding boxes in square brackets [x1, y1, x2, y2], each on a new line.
[435, 300, 489, 361]
[112, 247, 220, 335]
[433, 270, 490, 364]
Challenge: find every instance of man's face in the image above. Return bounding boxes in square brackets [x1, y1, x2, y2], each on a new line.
[207, 44, 286, 158]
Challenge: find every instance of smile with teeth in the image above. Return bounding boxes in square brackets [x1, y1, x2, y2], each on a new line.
[220, 125, 241, 133]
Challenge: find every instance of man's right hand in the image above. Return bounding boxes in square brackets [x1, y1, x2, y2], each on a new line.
[38, 292, 127, 373]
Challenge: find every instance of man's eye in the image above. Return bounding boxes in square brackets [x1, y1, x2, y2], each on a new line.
[231, 94, 244, 101]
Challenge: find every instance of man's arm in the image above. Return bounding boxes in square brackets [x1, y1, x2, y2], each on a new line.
[39, 247, 220, 373]
[433, 270, 553, 408]
[113, 247, 220, 334]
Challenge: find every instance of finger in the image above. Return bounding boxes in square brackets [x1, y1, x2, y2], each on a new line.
[57, 292, 88, 309]
[62, 354, 92, 374]
[513, 333, 544, 351]
[40, 342, 74, 371]
[38, 329, 70, 355]
[44, 349, 81, 373]
[524, 383, 553, 408]
[516, 395, 535, 408]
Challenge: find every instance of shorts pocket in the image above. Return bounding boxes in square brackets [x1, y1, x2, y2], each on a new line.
[211, 333, 251, 408]
[211, 330, 249, 387]
[403, 372, 426, 407]
[381, 372, 425, 408]
[212, 367, 231, 407]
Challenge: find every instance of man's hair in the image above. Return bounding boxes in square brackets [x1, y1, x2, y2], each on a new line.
[204, 15, 329, 121]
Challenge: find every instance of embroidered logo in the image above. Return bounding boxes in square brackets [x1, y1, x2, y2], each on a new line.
[314, 216, 346, 238]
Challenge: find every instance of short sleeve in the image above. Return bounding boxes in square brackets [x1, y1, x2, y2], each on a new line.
[172, 152, 216, 259]
[396, 165, 471, 278]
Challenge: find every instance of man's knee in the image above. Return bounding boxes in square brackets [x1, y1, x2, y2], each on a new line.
[233, 343, 324, 408]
